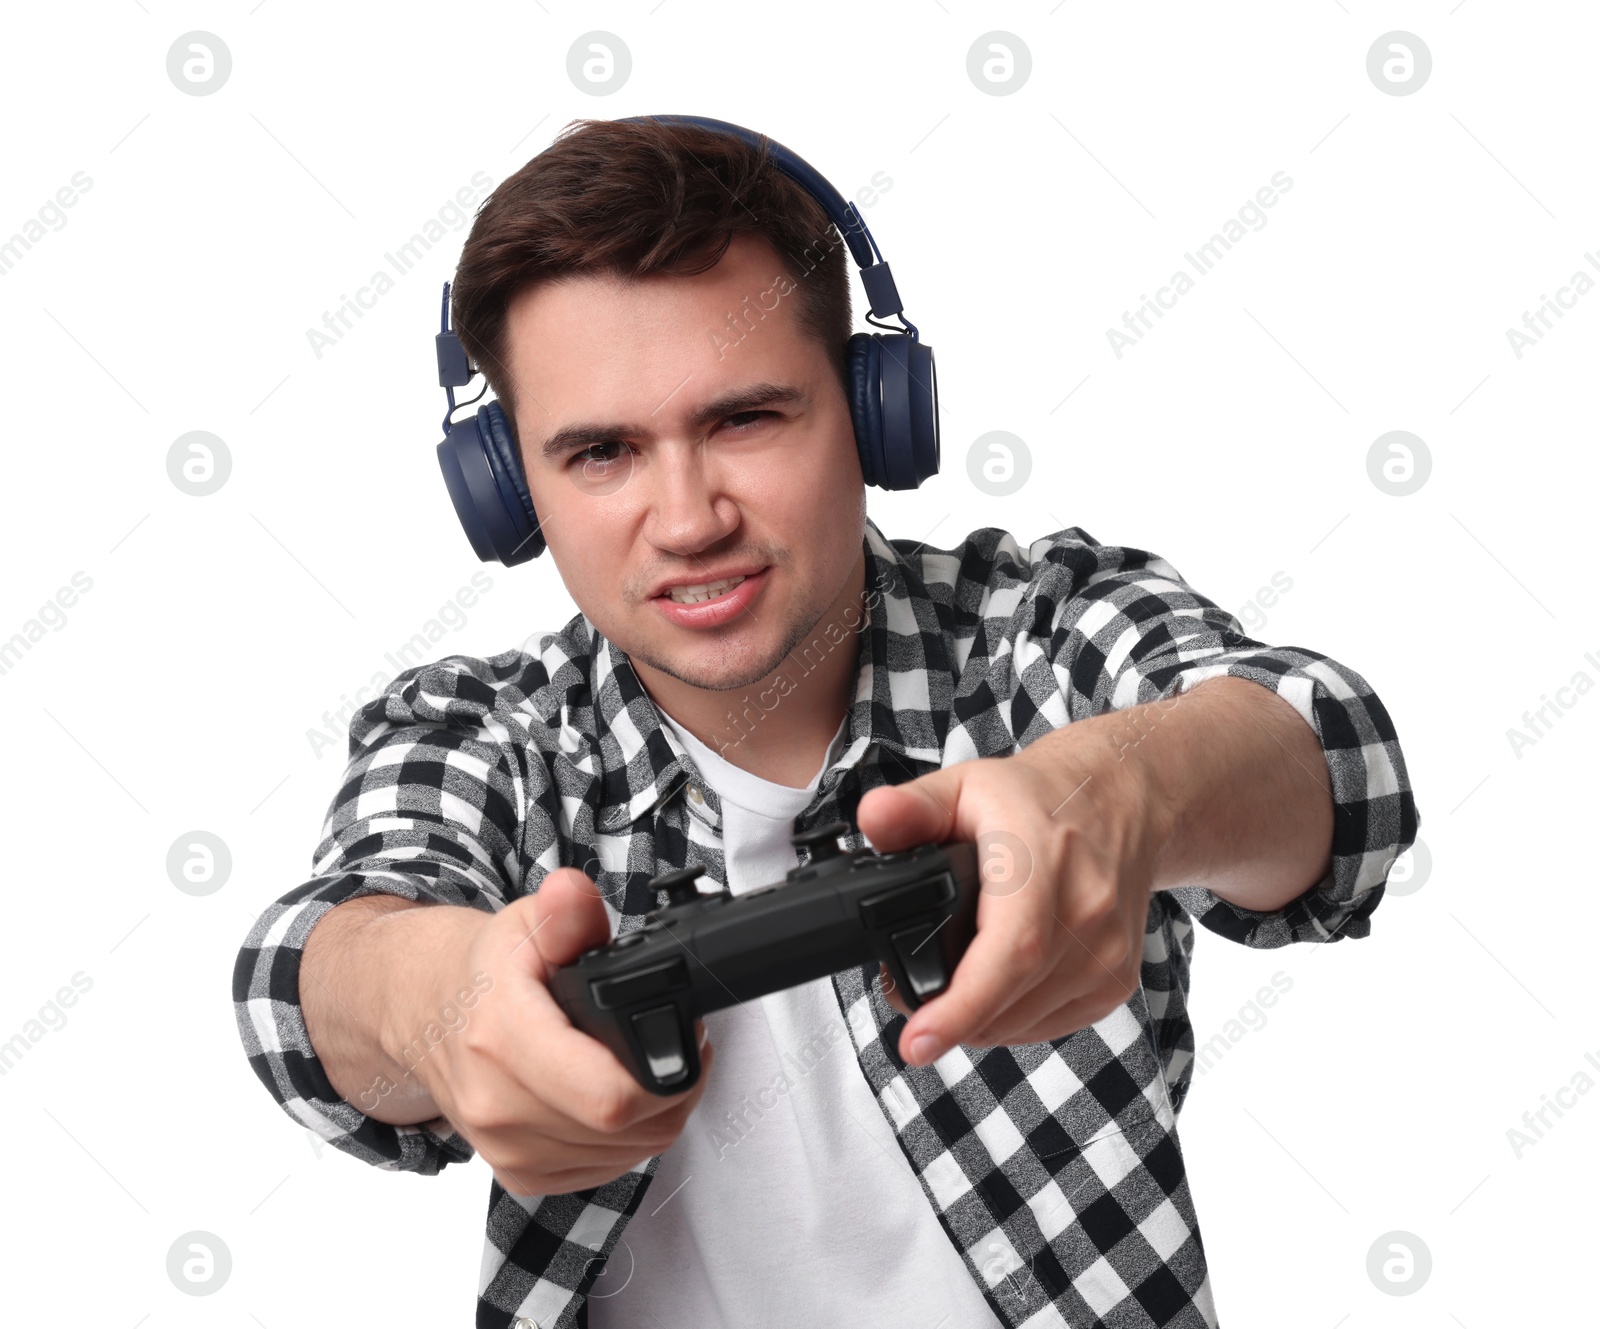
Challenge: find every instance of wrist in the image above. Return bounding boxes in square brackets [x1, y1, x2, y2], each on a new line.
[1106, 695, 1186, 891]
[1018, 699, 1180, 888]
[370, 903, 488, 1075]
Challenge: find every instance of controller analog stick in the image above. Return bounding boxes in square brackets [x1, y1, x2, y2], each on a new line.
[792, 821, 850, 864]
[648, 864, 706, 907]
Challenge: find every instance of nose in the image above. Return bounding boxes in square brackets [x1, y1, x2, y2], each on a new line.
[644, 439, 739, 556]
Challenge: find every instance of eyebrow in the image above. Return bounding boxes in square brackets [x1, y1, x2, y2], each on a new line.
[536, 382, 808, 461]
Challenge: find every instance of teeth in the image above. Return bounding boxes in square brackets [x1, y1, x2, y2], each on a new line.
[667, 575, 745, 605]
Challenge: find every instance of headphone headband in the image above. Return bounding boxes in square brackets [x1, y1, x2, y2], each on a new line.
[616, 114, 908, 324]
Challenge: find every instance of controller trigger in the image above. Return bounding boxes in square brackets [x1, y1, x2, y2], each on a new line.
[631, 1004, 691, 1087]
[889, 921, 948, 999]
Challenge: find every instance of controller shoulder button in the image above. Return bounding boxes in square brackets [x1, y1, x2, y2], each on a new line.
[590, 955, 690, 1011]
[858, 872, 957, 929]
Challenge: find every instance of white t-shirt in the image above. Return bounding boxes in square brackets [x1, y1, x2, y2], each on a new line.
[589, 712, 999, 1328]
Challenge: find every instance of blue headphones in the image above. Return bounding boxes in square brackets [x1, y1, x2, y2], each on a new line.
[433, 114, 939, 566]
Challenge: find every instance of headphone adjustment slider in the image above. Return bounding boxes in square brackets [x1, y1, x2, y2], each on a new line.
[436, 330, 472, 389]
[860, 262, 904, 321]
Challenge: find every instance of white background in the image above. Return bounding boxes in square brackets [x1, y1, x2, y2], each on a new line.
[0, 2, 1592, 1325]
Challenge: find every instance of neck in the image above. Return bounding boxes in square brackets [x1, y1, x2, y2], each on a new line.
[632, 547, 869, 787]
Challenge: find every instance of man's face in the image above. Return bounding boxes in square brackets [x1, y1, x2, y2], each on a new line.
[502, 234, 867, 693]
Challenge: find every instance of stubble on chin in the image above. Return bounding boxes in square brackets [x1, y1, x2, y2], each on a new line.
[625, 609, 822, 693]
[622, 565, 860, 694]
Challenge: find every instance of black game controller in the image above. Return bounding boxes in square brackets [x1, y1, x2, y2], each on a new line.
[549, 823, 980, 1094]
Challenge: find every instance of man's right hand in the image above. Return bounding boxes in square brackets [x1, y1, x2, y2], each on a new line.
[418, 869, 712, 1196]
[306, 870, 712, 1199]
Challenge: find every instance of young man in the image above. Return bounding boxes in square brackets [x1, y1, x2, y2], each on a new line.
[235, 118, 1419, 1329]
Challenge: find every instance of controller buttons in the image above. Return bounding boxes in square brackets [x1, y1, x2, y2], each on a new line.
[631, 1004, 689, 1086]
[611, 932, 648, 950]
[890, 922, 948, 998]
[858, 872, 956, 929]
[590, 956, 689, 1011]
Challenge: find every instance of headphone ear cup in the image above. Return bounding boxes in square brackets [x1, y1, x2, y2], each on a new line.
[873, 333, 939, 491]
[847, 333, 886, 488]
[848, 333, 939, 491]
[434, 401, 545, 565]
[904, 337, 939, 487]
[479, 401, 545, 562]
[875, 333, 914, 490]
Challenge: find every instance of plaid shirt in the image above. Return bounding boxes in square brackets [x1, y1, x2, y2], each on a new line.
[234, 519, 1419, 1329]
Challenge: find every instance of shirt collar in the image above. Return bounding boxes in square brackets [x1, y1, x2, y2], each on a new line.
[586, 518, 951, 832]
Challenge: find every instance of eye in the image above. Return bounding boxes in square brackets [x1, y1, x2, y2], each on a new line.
[570, 441, 625, 468]
[723, 410, 777, 433]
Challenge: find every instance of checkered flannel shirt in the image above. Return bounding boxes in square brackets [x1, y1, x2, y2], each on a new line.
[234, 518, 1419, 1329]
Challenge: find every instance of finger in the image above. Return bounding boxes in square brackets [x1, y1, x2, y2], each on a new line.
[896, 895, 1057, 1066]
[509, 1034, 716, 1152]
[469, 1028, 714, 1159]
[989, 989, 1133, 1047]
[965, 951, 1083, 1045]
[525, 868, 614, 976]
[481, 1136, 655, 1186]
[485, 976, 713, 1136]
[878, 963, 912, 1020]
[495, 1155, 656, 1198]
[856, 769, 964, 852]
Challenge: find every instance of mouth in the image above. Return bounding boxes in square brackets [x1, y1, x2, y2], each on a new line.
[649, 566, 771, 629]
[661, 574, 747, 606]
[650, 564, 768, 604]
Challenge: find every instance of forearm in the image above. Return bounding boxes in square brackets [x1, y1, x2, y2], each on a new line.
[1130, 676, 1333, 908]
[300, 895, 490, 1126]
[1049, 675, 1334, 911]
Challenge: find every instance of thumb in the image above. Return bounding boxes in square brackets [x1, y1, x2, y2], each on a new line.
[857, 768, 962, 852]
[515, 867, 613, 980]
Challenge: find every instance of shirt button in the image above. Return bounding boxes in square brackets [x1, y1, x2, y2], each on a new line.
[514, 1320, 540, 1329]
[687, 785, 704, 805]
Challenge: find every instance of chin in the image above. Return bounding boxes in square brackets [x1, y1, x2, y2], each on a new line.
[630, 633, 789, 694]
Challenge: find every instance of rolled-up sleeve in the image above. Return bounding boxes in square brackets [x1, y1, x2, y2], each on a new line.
[232, 654, 544, 1174]
[1032, 532, 1420, 949]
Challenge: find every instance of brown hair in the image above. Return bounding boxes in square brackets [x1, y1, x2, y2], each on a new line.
[450, 117, 854, 427]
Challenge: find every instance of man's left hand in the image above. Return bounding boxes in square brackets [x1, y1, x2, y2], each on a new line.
[854, 709, 1172, 1068]
[855, 677, 1337, 1067]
